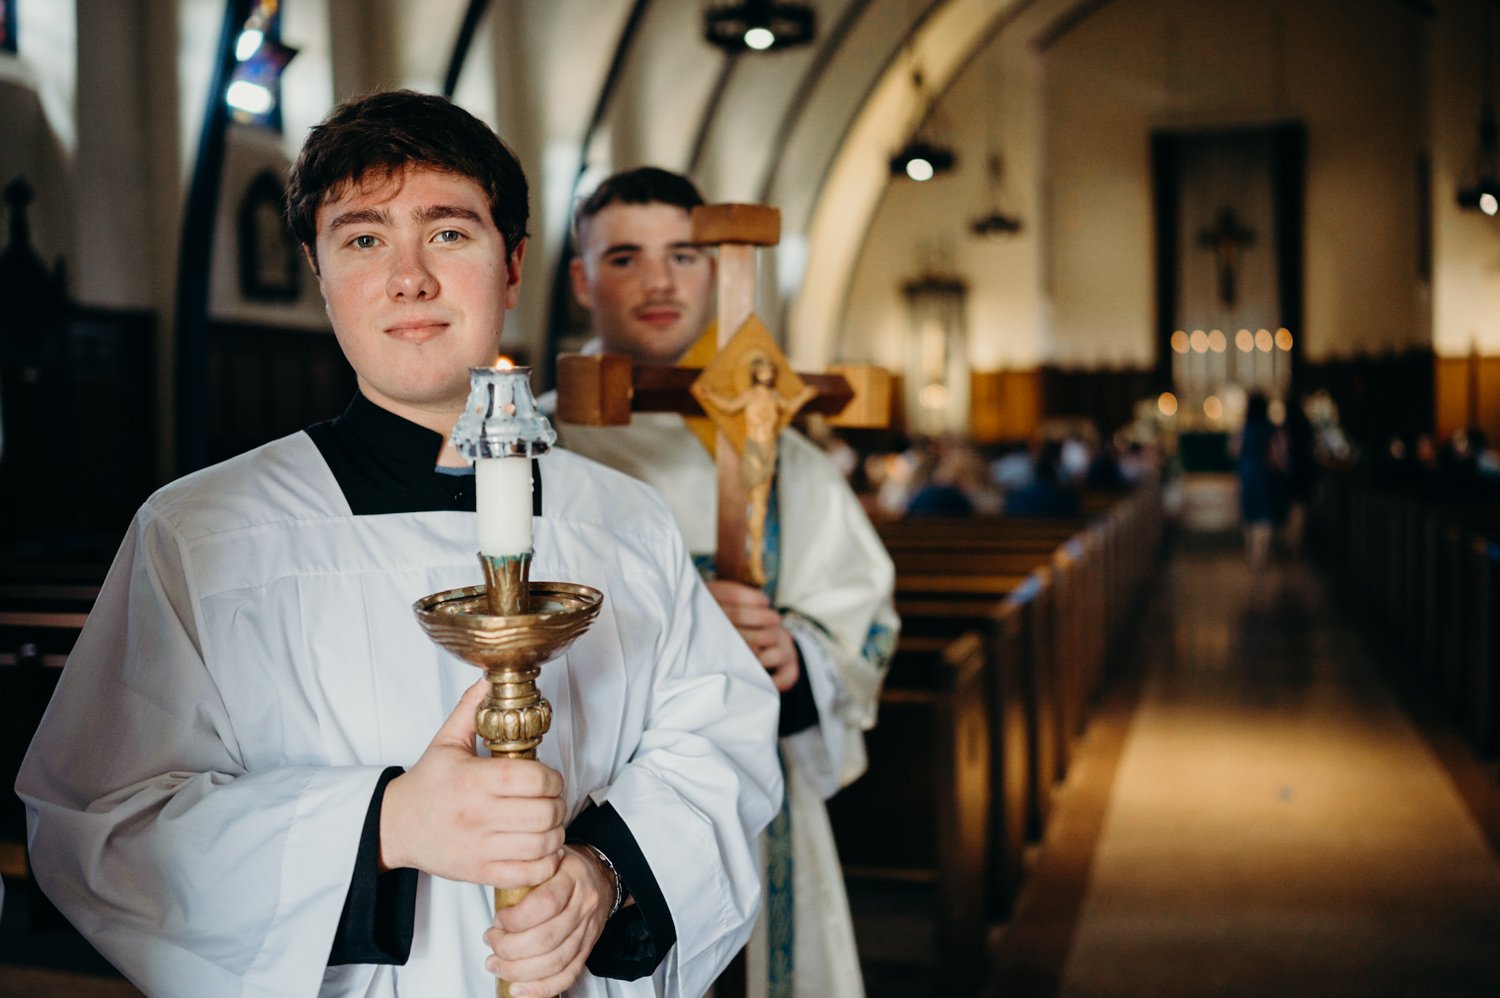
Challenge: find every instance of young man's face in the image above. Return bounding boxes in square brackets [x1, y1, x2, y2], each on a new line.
[570, 201, 714, 365]
[311, 167, 524, 423]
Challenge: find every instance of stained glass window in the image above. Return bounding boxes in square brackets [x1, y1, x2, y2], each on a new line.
[227, 0, 297, 132]
[1, 0, 18, 55]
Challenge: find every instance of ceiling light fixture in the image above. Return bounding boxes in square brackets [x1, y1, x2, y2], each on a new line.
[969, 43, 1022, 236]
[891, 139, 955, 182]
[969, 152, 1022, 235]
[1457, 109, 1500, 216]
[889, 69, 956, 182]
[703, 1, 816, 54]
[1458, 3, 1500, 217]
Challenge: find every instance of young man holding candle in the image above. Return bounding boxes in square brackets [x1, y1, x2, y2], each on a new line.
[557, 168, 899, 997]
[18, 92, 781, 997]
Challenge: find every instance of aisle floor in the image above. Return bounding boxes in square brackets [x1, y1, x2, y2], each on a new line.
[992, 536, 1500, 997]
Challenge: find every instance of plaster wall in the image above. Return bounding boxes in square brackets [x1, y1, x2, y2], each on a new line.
[1041, 0, 1423, 366]
[483, 1, 636, 364]
[841, 0, 1429, 377]
[843, 32, 1045, 373]
[73, 0, 158, 310]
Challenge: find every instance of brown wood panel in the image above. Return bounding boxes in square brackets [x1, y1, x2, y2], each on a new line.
[892, 551, 1055, 575]
[970, 368, 1042, 443]
[1301, 347, 1433, 451]
[1039, 365, 1158, 437]
[206, 321, 355, 463]
[1435, 352, 1500, 444]
[829, 632, 990, 991]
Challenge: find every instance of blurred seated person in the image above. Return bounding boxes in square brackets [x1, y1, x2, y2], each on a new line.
[905, 480, 973, 518]
[1084, 437, 1127, 489]
[875, 438, 921, 517]
[1374, 433, 1425, 491]
[1116, 438, 1155, 486]
[989, 442, 1034, 492]
[1059, 433, 1092, 484]
[1004, 439, 1080, 517]
[904, 438, 1001, 517]
[1475, 428, 1500, 480]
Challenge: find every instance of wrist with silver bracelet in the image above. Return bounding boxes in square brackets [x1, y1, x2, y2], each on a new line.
[573, 842, 624, 920]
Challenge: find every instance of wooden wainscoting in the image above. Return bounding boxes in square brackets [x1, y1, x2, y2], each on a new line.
[970, 369, 1042, 443]
[1300, 348, 1434, 449]
[970, 366, 1159, 444]
[206, 321, 357, 464]
[1435, 351, 1500, 444]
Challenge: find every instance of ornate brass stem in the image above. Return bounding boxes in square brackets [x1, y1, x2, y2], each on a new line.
[414, 559, 602, 998]
[480, 553, 540, 997]
[480, 552, 531, 616]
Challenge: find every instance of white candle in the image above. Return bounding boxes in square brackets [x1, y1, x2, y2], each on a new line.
[476, 456, 532, 556]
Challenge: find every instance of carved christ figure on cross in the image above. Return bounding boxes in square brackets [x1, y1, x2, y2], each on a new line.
[1198, 206, 1255, 309]
[698, 353, 818, 585]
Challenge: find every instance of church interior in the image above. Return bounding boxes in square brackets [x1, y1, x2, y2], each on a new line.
[2, 0, 1499, 994]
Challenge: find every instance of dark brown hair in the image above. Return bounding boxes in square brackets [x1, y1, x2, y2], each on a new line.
[572, 166, 703, 243]
[286, 90, 528, 269]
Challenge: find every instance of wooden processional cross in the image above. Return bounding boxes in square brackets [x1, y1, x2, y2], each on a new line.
[556, 203, 891, 587]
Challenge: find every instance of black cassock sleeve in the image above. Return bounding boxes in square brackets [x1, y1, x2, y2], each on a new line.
[567, 799, 678, 980]
[776, 641, 820, 736]
[329, 777, 675, 980]
[329, 767, 418, 966]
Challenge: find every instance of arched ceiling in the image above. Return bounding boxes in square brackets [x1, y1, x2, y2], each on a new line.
[413, 0, 1100, 367]
[382, 0, 1453, 370]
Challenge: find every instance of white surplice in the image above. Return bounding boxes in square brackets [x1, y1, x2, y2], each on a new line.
[17, 432, 782, 997]
[549, 411, 899, 998]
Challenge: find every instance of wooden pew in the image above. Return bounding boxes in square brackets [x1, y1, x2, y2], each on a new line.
[888, 547, 1073, 798]
[881, 518, 1107, 789]
[1323, 475, 1500, 763]
[830, 632, 990, 993]
[834, 483, 1163, 973]
[1472, 536, 1500, 755]
[890, 565, 1048, 920]
[0, 575, 101, 882]
[1447, 509, 1500, 755]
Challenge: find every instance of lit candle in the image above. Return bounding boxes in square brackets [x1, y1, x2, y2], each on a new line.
[451, 359, 556, 577]
[476, 457, 532, 556]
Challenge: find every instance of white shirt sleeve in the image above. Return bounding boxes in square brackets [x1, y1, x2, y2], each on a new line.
[17, 507, 381, 998]
[592, 519, 783, 996]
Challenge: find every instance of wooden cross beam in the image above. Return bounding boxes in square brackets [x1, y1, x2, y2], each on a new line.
[556, 203, 891, 586]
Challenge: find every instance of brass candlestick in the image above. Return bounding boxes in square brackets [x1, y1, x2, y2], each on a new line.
[412, 365, 602, 998]
[413, 563, 601, 998]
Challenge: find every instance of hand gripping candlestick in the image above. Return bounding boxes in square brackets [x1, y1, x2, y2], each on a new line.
[412, 364, 602, 998]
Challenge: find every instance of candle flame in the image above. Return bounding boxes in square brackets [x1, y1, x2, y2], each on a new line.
[493, 355, 514, 370]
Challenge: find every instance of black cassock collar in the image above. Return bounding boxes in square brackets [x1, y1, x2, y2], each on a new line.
[305, 391, 542, 517]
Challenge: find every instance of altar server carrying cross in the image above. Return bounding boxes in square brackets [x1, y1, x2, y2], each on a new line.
[556, 202, 891, 586]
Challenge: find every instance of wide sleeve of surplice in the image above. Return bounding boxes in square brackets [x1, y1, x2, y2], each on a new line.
[15, 505, 384, 997]
[589, 521, 783, 996]
[775, 430, 900, 801]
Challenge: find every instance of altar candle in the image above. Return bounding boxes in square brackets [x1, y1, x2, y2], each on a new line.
[476, 456, 532, 556]
[451, 359, 557, 560]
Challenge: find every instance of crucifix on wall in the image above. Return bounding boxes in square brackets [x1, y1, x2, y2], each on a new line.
[1197, 206, 1255, 309]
